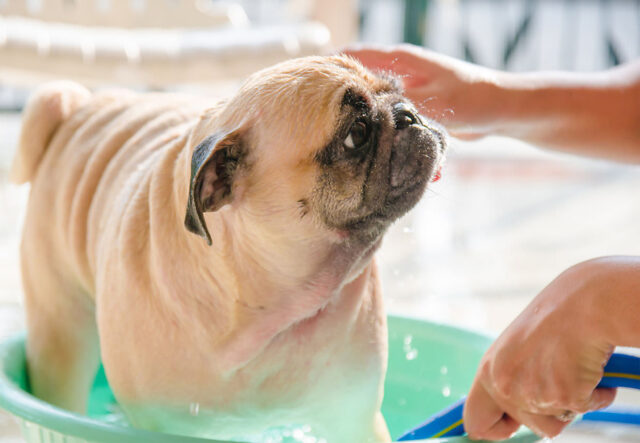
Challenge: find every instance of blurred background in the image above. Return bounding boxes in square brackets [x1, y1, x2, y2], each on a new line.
[1, 0, 640, 442]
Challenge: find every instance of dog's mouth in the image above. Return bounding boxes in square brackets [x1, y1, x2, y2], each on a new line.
[387, 172, 430, 202]
[342, 172, 430, 235]
[342, 126, 445, 236]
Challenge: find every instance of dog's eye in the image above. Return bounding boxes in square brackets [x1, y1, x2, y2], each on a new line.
[344, 120, 370, 149]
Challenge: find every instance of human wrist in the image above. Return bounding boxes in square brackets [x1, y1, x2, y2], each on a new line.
[571, 257, 640, 349]
[438, 70, 512, 137]
[446, 69, 559, 139]
[481, 71, 570, 139]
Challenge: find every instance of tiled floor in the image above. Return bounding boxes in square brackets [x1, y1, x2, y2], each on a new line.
[1, 110, 640, 442]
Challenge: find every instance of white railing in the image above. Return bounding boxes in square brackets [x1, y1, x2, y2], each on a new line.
[0, 0, 331, 88]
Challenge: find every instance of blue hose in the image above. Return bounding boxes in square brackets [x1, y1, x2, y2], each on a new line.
[397, 352, 640, 441]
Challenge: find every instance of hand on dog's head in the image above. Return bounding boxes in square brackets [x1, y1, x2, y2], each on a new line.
[185, 55, 447, 247]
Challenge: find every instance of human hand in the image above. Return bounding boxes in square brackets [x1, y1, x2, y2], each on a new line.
[463, 259, 619, 440]
[343, 44, 507, 139]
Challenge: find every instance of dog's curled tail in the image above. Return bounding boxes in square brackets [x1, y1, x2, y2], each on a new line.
[10, 81, 90, 184]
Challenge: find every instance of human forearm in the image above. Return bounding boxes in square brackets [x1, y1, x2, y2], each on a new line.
[490, 64, 640, 162]
[346, 45, 640, 162]
[582, 256, 640, 348]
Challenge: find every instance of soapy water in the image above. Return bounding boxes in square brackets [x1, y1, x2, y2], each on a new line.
[99, 404, 326, 443]
[91, 344, 640, 442]
[238, 424, 328, 443]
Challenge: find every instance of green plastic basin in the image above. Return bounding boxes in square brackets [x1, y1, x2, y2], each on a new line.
[0, 316, 538, 443]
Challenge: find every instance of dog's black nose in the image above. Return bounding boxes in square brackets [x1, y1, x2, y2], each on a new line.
[393, 103, 419, 130]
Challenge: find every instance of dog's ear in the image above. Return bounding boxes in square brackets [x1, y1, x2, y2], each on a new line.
[184, 131, 244, 245]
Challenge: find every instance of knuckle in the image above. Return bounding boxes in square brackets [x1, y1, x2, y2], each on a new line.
[493, 373, 514, 399]
[524, 384, 541, 407]
[478, 353, 518, 400]
[477, 357, 492, 378]
[569, 401, 590, 414]
[567, 394, 592, 413]
[554, 392, 573, 409]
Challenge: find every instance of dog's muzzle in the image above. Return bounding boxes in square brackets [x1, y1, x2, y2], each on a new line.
[388, 103, 445, 197]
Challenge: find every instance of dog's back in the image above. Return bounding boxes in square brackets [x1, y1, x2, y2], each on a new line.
[15, 84, 205, 284]
[10, 81, 91, 184]
[13, 83, 205, 412]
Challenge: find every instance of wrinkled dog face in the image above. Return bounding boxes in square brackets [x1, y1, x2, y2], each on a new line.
[312, 87, 445, 243]
[186, 56, 446, 247]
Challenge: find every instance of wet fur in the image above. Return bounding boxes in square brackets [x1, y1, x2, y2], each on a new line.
[13, 56, 444, 442]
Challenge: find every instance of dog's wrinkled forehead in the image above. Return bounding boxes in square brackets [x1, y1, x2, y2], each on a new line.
[220, 55, 403, 154]
[245, 55, 402, 101]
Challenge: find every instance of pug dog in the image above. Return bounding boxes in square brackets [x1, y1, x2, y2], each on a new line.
[11, 55, 446, 443]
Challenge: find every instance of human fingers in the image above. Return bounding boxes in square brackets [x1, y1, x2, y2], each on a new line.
[514, 411, 570, 439]
[464, 379, 520, 441]
[568, 387, 617, 413]
[341, 44, 399, 70]
[342, 44, 437, 88]
[447, 130, 487, 141]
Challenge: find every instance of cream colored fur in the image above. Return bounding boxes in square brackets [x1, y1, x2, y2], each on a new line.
[10, 81, 91, 184]
[13, 56, 411, 443]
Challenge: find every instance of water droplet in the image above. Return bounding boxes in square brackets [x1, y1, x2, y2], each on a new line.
[403, 334, 418, 360]
[440, 365, 448, 375]
[293, 429, 305, 440]
[442, 386, 451, 397]
[402, 226, 413, 234]
[442, 108, 455, 119]
[189, 402, 200, 416]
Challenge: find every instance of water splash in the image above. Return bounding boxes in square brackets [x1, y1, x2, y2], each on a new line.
[403, 334, 419, 361]
[189, 402, 200, 417]
[405, 349, 418, 360]
[255, 424, 327, 443]
[441, 108, 455, 119]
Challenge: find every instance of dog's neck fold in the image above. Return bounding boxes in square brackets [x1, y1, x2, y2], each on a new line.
[167, 124, 381, 375]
